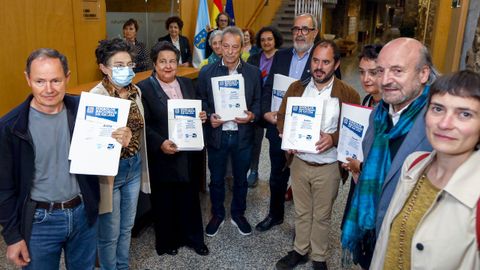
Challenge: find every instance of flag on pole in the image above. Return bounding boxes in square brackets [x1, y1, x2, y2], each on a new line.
[225, 0, 235, 25]
[193, 0, 210, 68]
[210, 0, 223, 28]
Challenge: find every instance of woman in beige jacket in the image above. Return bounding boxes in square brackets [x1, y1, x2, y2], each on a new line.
[91, 38, 150, 270]
[371, 70, 480, 269]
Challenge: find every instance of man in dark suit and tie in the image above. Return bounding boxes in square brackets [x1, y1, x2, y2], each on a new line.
[255, 13, 318, 232]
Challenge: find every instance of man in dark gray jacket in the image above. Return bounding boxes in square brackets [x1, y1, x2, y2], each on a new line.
[0, 48, 102, 269]
[197, 26, 261, 238]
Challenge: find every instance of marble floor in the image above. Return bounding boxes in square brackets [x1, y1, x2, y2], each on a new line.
[0, 54, 365, 270]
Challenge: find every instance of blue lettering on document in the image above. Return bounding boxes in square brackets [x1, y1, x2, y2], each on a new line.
[85, 106, 119, 122]
[291, 105, 316, 118]
[218, 80, 240, 89]
[342, 118, 364, 138]
[273, 89, 285, 98]
[174, 108, 196, 118]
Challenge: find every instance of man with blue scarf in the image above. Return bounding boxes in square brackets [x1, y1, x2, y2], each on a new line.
[341, 38, 438, 268]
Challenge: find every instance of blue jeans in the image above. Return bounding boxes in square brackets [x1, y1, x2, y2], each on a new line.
[98, 153, 141, 270]
[26, 202, 97, 270]
[208, 131, 252, 219]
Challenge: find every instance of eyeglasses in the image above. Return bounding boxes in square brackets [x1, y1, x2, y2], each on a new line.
[110, 62, 136, 69]
[291, 26, 315, 35]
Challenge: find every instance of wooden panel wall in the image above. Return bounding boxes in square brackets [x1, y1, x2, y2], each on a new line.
[0, 0, 106, 116]
[180, 0, 282, 45]
[430, 0, 469, 73]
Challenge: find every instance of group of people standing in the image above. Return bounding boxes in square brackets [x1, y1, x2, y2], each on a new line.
[0, 11, 479, 270]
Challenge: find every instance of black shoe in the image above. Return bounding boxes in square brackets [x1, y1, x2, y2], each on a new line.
[312, 261, 327, 270]
[156, 248, 178, 256]
[230, 216, 252, 235]
[255, 215, 283, 232]
[192, 244, 209, 256]
[275, 250, 308, 270]
[205, 216, 224, 237]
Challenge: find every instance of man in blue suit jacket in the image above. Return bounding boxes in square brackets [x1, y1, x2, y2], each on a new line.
[197, 26, 261, 237]
[256, 13, 318, 232]
[342, 38, 437, 269]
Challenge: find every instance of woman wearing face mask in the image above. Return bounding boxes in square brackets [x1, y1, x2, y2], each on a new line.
[370, 70, 480, 269]
[158, 16, 192, 67]
[91, 38, 151, 270]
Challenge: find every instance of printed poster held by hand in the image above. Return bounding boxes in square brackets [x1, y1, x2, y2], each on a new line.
[211, 74, 247, 121]
[337, 103, 373, 163]
[168, 99, 204, 151]
[69, 92, 131, 176]
[281, 97, 324, 153]
[271, 74, 297, 112]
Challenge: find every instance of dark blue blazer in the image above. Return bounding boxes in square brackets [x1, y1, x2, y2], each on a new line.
[196, 60, 262, 150]
[261, 47, 313, 115]
[138, 75, 197, 183]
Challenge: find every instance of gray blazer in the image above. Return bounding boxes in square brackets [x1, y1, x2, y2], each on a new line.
[362, 102, 432, 234]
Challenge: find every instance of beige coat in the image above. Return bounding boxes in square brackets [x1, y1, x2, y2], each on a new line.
[90, 82, 151, 214]
[371, 150, 480, 270]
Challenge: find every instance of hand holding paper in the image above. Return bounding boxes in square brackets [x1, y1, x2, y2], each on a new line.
[315, 132, 333, 153]
[210, 113, 224, 128]
[235, 110, 255, 124]
[199, 111, 207, 123]
[111, 127, 132, 147]
[264, 111, 277, 125]
[161, 139, 178, 154]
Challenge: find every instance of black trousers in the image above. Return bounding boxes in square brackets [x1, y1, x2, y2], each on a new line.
[266, 125, 290, 220]
[150, 181, 205, 252]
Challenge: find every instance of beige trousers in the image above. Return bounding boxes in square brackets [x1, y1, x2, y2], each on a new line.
[290, 156, 341, 261]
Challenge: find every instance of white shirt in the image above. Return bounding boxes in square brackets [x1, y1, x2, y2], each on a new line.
[221, 59, 241, 131]
[296, 77, 339, 164]
[389, 103, 411, 126]
[172, 38, 183, 64]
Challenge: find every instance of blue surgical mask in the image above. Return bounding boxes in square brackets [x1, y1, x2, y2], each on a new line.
[111, 66, 135, 87]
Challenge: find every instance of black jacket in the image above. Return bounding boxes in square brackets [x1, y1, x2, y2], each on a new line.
[158, 34, 192, 65]
[138, 75, 197, 183]
[261, 47, 313, 116]
[0, 95, 99, 246]
[197, 59, 262, 150]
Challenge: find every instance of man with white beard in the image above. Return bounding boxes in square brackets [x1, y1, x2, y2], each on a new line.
[256, 13, 318, 232]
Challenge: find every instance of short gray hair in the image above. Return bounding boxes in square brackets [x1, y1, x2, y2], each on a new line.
[209, 30, 223, 46]
[295, 13, 318, 29]
[221, 26, 245, 47]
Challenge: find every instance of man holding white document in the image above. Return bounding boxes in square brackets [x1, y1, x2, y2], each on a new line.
[197, 26, 261, 237]
[0, 48, 108, 269]
[275, 40, 360, 270]
[257, 13, 318, 233]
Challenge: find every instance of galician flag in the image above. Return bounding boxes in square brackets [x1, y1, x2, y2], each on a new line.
[193, 0, 210, 68]
[210, 0, 223, 28]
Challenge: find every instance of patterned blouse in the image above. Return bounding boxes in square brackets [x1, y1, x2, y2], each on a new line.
[102, 78, 144, 159]
[132, 39, 151, 73]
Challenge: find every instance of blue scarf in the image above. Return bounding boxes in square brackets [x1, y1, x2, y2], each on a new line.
[341, 85, 430, 260]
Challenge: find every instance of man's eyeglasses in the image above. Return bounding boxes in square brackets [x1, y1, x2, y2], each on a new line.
[291, 26, 315, 35]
